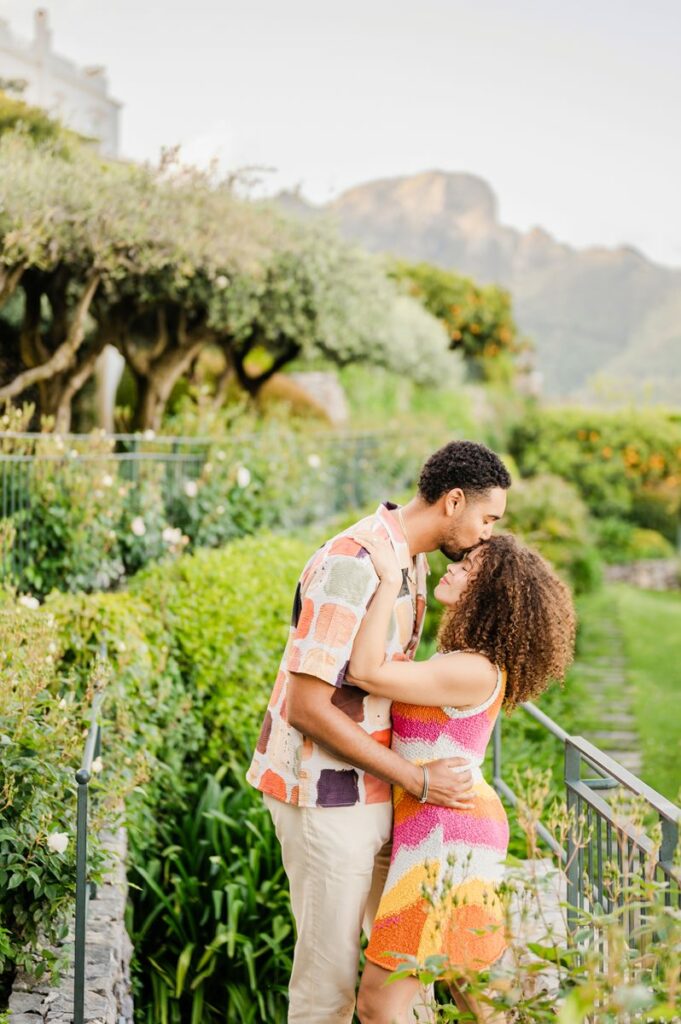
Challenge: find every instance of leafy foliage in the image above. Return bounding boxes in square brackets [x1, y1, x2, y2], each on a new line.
[508, 407, 681, 539]
[391, 259, 527, 383]
[0, 127, 453, 430]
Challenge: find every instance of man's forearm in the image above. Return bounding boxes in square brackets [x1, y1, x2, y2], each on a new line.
[291, 704, 422, 796]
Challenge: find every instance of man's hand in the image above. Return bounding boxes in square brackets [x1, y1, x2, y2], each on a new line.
[406, 757, 475, 809]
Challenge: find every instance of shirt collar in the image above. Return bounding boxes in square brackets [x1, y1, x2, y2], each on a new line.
[374, 502, 430, 588]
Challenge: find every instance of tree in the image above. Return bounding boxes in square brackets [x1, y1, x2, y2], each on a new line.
[0, 128, 455, 431]
[391, 260, 528, 383]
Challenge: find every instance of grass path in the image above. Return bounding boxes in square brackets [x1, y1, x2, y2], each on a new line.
[573, 584, 680, 801]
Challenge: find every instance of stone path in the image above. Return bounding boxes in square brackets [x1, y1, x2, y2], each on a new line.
[579, 608, 642, 777]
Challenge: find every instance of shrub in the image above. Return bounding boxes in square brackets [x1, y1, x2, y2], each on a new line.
[0, 602, 106, 991]
[508, 407, 681, 537]
[501, 473, 602, 593]
[593, 517, 676, 564]
[0, 423, 437, 597]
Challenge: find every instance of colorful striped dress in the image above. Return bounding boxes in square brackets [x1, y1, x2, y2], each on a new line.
[365, 660, 509, 974]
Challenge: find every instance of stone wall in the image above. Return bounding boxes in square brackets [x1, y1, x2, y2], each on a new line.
[604, 558, 679, 590]
[9, 826, 133, 1024]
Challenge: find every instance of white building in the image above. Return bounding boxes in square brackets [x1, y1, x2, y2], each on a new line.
[0, 8, 121, 156]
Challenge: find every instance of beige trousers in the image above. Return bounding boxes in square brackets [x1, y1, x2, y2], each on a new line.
[264, 794, 392, 1024]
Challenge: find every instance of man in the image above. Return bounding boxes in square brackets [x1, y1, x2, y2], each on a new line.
[247, 440, 511, 1023]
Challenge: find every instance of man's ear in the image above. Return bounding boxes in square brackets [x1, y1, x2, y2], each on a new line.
[444, 488, 466, 517]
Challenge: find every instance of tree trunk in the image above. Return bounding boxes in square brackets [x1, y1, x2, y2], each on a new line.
[0, 272, 101, 402]
[132, 338, 207, 430]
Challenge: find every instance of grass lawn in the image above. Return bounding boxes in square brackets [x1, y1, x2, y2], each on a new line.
[613, 584, 681, 802]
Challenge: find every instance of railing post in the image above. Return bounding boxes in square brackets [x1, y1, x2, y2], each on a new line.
[565, 739, 581, 936]
[73, 765, 91, 1024]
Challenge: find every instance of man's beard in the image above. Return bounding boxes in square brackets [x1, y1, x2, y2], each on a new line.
[439, 537, 487, 562]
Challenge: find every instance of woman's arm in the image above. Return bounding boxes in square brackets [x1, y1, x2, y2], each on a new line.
[347, 530, 498, 708]
[348, 649, 498, 708]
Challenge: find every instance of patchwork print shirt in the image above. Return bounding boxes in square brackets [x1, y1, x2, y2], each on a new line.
[246, 502, 429, 808]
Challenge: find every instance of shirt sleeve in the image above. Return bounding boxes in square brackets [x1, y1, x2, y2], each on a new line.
[285, 553, 378, 686]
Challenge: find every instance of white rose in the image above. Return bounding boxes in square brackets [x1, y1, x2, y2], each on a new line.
[183, 480, 198, 498]
[130, 516, 146, 537]
[47, 832, 69, 855]
[18, 595, 40, 610]
[101, 473, 114, 488]
[215, 274, 229, 290]
[236, 466, 251, 488]
[143, 429, 155, 440]
[307, 453, 321, 469]
[91, 757, 103, 774]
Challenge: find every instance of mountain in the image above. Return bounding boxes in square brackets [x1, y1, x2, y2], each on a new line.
[278, 172, 681, 401]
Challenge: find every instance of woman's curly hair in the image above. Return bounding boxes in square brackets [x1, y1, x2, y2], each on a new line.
[436, 534, 576, 710]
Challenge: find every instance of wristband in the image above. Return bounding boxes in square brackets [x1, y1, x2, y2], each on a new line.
[418, 764, 429, 804]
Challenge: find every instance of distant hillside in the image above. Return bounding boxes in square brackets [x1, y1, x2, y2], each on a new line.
[278, 172, 681, 401]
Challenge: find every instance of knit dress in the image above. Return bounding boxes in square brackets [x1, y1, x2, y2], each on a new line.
[365, 661, 509, 974]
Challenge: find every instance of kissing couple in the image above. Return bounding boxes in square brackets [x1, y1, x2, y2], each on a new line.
[248, 440, 575, 1023]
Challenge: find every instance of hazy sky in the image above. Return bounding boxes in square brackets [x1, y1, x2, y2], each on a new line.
[2, 0, 680, 266]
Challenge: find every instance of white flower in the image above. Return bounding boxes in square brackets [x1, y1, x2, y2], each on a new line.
[183, 480, 198, 498]
[143, 429, 155, 440]
[203, 462, 213, 475]
[58, 697, 67, 709]
[69, 448, 78, 459]
[18, 595, 39, 610]
[100, 473, 114, 488]
[118, 641, 126, 653]
[45, 654, 53, 666]
[118, 485, 128, 497]
[48, 642, 57, 655]
[307, 453, 321, 469]
[236, 466, 251, 488]
[130, 516, 146, 537]
[215, 274, 229, 290]
[91, 756, 103, 774]
[162, 526, 183, 546]
[216, 505, 225, 516]
[47, 832, 69, 855]
[216, 450, 226, 462]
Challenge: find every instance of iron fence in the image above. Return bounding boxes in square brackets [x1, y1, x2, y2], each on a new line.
[493, 702, 681, 948]
[0, 428, 439, 588]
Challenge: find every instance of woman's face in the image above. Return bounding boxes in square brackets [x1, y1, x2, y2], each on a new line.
[433, 545, 485, 608]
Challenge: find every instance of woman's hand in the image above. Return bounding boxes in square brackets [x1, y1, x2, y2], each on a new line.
[350, 530, 403, 588]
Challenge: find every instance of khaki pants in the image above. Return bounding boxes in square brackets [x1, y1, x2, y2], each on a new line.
[264, 794, 392, 1024]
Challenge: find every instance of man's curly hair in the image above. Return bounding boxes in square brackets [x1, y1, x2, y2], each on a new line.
[437, 534, 576, 710]
[418, 441, 512, 504]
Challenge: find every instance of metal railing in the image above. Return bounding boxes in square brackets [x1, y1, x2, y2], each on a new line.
[73, 684, 105, 1024]
[493, 702, 681, 942]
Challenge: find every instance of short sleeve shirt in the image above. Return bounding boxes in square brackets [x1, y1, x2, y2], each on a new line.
[246, 502, 429, 808]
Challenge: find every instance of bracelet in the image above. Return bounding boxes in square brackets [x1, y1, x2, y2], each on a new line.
[418, 764, 429, 804]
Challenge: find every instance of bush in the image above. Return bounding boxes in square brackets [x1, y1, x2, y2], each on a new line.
[593, 517, 676, 564]
[0, 422, 439, 598]
[0, 602, 106, 993]
[501, 473, 602, 593]
[0, 530, 313, 1012]
[508, 407, 681, 537]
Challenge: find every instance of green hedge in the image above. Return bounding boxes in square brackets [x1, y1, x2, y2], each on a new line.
[508, 407, 681, 539]
[0, 532, 312, 1015]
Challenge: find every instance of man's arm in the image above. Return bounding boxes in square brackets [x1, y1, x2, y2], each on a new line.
[288, 672, 475, 809]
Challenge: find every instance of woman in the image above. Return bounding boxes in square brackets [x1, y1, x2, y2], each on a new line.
[347, 531, 576, 1024]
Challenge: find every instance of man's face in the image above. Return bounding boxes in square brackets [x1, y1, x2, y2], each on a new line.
[439, 486, 507, 561]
